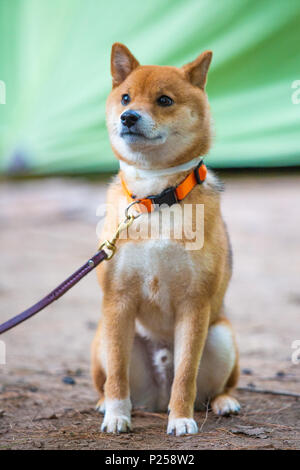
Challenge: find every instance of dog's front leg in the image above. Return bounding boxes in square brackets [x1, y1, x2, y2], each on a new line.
[168, 301, 210, 436]
[100, 295, 136, 433]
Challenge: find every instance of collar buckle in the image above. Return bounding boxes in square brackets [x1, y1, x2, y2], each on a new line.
[149, 186, 178, 207]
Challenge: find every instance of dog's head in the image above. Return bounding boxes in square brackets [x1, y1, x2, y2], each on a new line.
[106, 43, 212, 169]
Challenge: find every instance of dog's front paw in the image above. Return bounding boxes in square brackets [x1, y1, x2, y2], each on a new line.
[101, 414, 131, 433]
[167, 417, 198, 436]
[100, 397, 132, 433]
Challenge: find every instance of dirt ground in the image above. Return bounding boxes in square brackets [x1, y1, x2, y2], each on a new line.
[0, 171, 299, 450]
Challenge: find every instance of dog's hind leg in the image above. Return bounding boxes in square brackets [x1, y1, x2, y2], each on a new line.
[195, 317, 240, 415]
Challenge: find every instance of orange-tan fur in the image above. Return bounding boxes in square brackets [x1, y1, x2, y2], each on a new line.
[91, 43, 240, 436]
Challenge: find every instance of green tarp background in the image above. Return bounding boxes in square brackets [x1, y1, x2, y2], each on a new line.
[0, 0, 300, 174]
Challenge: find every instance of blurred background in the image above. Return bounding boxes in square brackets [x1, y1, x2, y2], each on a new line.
[0, 0, 299, 450]
[1, 0, 300, 174]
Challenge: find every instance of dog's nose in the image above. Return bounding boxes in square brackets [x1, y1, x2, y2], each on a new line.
[120, 110, 140, 128]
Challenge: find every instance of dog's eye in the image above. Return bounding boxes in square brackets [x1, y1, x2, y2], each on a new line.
[121, 94, 131, 106]
[157, 95, 174, 107]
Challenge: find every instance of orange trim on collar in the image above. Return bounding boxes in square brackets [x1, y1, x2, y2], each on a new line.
[121, 160, 207, 213]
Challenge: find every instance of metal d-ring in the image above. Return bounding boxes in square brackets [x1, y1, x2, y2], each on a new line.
[124, 200, 142, 219]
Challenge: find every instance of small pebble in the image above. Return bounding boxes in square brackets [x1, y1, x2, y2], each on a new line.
[247, 382, 256, 388]
[242, 368, 253, 375]
[276, 371, 285, 378]
[62, 376, 76, 385]
[33, 441, 44, 448]
[86, 321, 97, 330]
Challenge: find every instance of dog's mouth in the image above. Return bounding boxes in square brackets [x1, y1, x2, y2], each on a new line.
[120, 130, 162, 142]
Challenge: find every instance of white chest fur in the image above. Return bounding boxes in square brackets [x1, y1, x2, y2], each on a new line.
[113, 239, 197, 341]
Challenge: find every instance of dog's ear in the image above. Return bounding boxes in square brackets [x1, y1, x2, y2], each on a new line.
[182, 51, 212, 90]
[111, 43, 139, 87]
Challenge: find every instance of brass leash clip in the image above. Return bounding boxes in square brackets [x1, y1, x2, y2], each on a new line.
[98, 202, 141, 260]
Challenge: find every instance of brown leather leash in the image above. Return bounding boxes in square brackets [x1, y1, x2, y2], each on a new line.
[0, 211, 137, 335]
[0, 250, 107, 335]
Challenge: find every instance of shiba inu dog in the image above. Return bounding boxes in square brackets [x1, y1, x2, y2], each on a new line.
[91, 43, 240, 436]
